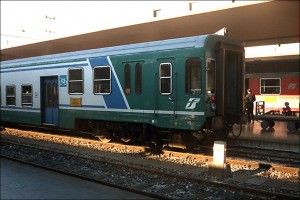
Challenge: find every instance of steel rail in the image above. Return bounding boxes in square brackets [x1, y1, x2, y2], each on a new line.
[1, 139, 299, 199]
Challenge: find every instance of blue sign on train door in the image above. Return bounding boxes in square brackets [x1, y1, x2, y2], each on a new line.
[42, 77, 59, 125]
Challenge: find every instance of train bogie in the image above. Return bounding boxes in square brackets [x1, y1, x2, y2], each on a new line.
[1, 34, 245, 148]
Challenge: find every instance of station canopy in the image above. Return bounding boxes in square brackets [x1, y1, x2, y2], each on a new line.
[1, 1, 299, 61]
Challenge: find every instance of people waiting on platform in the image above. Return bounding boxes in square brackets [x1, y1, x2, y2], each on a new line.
[282, 102, 292, 116]
[245, 88, 256, 123]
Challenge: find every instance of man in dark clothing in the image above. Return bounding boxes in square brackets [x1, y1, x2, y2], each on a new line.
[282, 102, 292, 116]
[245, 89, 256, 122]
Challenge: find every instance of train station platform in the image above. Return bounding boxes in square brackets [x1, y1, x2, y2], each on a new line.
[0, 158, 153, 200]
[227, 120, 299, 153]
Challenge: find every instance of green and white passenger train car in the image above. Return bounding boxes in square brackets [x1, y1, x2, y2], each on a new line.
[0, 34, 245, 148]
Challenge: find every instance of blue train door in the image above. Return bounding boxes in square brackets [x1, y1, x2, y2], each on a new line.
[41, 76, 59, 125]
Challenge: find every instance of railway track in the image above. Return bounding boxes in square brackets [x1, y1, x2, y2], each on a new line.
[184, 144, 299, 169]
[1, 125, 299, 169]
[1, 141, 162, 199]
[1, 129, 299, 199]
[226, 146, 299, 167]
[1, 139, 299, 199]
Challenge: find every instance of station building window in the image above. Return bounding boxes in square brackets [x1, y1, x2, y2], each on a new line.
[21, 85, 33, 107]
[68, 68, 84, 94]
[159, 63, 172, 95]
[6, 85, 16, 106]
[185, 58, 202, 95]
[260, 78, 281, 94]
[94, 66, 111, 94]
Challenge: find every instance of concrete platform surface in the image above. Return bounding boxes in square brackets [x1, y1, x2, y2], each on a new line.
[0, 158, 154, 200]
[228, 121, 299, 152]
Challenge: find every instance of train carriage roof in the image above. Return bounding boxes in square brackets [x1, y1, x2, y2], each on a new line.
[1, 1, 298, 62]
[2, 34, 231, 68]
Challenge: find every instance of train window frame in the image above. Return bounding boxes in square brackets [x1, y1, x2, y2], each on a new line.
[185, 58, 202, 95]
[68, 68, 84, 94]
[93, 66, 111, 95]
[124, 64, 131, 95]
[159, 63, 172, 95]
[135, 63, 142, 95]
[260, 78, 281, 95]
[206, 58, 215, 94]
[6, 85, 16, 106]
[21, 84, 33, 107]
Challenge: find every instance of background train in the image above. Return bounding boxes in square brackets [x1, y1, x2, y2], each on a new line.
[0, 34, 245, 148]
[245, 58, 299, 114]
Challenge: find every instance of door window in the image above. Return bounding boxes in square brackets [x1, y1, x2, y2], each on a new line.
[124, 64, 131, 94]
[159, 63, 172, 95]
[206, 58, 215, 94]
[135, 63, 142, 95]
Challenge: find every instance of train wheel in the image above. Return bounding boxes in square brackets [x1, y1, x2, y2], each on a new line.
[221, 126, 230, 139]
[287, 122, 296, 132]
[210, 128, 228, 142]
[95, 130, 112, 143]
[121, 137, 131, 143]
[268, 120, 275, 128]
[261, 121, 268, 129]
[96, 136, 112, 143]
[121, 130, 138, 143]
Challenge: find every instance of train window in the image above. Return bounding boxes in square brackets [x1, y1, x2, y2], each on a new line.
[135, 63, 142, 95]
[124, 64, 131, 94]
[68, 68, 84, 94]
[260, 78, 281, 94]
[21, 85, 32, 107]
[159, 63, 172, 95]
[185, 58, 201, 95]
[6, 85, 16, 106]
[94, 66, 111, 94]
[206, 59, 215, 94]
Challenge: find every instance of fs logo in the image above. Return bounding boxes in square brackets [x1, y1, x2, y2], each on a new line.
[288, 83, 296, 89]
[60, 75, 67, 87]
[185, 98, 200, 109]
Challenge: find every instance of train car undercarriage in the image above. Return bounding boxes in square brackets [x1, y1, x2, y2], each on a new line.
[74, 118, 233, 149]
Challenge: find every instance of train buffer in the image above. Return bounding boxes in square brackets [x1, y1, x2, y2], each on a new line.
[254, 101, 299, 132]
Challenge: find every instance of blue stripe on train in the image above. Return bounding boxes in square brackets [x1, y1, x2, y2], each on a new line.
[88, 57, 128, 109]
[0, 63, 89, 73]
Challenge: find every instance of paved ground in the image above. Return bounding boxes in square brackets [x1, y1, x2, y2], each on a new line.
[0, 158, 154, 200]
[231, 120, 298, 142]
[228, 120, 299, 152]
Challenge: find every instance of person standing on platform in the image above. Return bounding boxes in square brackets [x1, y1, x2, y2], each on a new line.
[245, 88, 256, 123]
[282, 102, 292, 116]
